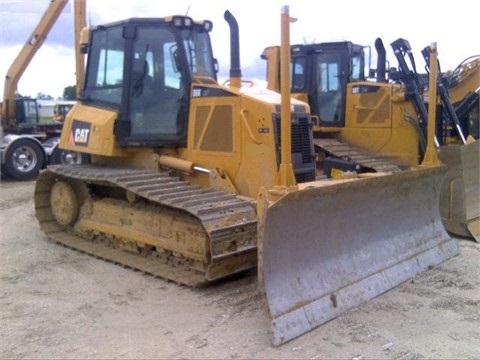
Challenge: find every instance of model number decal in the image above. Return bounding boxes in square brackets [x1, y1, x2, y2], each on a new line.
[191, 86, 237, 98]
[192, 88, 203, 97]
[352, 85, 380, 94]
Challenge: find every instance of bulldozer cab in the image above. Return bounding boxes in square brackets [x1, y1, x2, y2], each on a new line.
[289, 42, 365, 127]
[81, 17, 216, 148]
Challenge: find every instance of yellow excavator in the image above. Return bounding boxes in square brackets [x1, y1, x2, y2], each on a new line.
[34, 6, 458, 345]
[262, 36, 479, 241]
[0, 0, 88, 180]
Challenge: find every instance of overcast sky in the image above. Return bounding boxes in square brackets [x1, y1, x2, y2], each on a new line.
[0, 0, 478, 99]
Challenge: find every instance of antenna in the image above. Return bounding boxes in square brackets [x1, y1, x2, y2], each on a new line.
[185, 3, 191, 16]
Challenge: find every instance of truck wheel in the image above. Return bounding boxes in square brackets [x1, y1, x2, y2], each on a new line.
[50, 149, 90, 165]
[3, 138, 45, 180]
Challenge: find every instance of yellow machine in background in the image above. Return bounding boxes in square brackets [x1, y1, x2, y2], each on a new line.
[53, 101, 76, 122]
[428, 54, 480, 240]
[35, 7, 458, 345]
[262, 37, 479, 241]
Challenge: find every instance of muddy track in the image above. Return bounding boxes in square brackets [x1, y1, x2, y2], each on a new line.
[34, 165, 258, 287]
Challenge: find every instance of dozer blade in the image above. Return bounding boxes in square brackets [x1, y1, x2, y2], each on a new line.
[258, 166, 459, 346]
[438, 140, 480, 241]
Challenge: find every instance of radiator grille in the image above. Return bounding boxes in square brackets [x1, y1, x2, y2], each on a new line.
[273, 114, 316, 183]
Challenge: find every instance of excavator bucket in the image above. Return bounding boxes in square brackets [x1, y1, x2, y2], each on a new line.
[438, 140, 480, 241]
[258, 166, 459, 346]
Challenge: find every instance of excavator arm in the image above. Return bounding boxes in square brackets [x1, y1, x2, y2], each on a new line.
[73, 0, 86, 98]
[446, 55, 480, 104]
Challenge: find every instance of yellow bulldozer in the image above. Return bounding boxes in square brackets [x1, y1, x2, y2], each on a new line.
[34, 6, 458, 346]
[262, 36, 479, 242]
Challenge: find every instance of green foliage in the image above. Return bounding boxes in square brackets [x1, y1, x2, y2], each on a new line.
[36, 92, 53, 100]
[63, 85, 76, 100]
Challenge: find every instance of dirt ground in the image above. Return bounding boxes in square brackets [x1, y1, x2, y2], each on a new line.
[1, 178, 479, 359]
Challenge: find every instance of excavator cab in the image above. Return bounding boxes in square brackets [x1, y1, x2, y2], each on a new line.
[13, 98, 40, 129]
[80, 17, 215, 148]
[0, 97, 40, 131]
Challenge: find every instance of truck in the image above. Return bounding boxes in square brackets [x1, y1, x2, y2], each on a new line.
[34, 6, 458, 346]
[0, 0, 88, 180]
[261, 37, 479, 241]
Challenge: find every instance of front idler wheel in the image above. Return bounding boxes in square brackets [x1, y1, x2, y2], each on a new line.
[50, 181, 79, 226]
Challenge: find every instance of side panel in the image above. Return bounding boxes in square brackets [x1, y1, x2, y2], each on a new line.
[187, 90, 280, 199]
[342, 82, 420, 167]
[186, 95, 242, 190]
[59, 104, 128, 157]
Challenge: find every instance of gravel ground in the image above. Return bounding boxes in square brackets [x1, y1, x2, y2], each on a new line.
[1, 179, 479, 359]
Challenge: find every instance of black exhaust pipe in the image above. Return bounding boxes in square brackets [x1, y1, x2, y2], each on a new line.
[375, 38, 387, 83]
[224, 11, 242, 84]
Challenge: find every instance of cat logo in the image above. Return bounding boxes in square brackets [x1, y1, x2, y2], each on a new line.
[74, 128, 90, 143]
[70, 120, 91, 147]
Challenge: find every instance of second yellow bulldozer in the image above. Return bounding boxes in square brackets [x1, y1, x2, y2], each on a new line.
[34, 6, 458, 346]
[262, 35, 479, 242]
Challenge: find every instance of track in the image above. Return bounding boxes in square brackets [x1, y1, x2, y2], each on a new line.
[314, 138, 404, 173]
[34, 165, 258, 287]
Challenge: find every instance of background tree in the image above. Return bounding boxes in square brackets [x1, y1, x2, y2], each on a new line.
[36, 92, 53, 100]
[63, 85, 76, 100]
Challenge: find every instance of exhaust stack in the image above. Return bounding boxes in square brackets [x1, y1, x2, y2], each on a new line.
[224, 11, 242, 88]
[374, 38, 387, 83]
